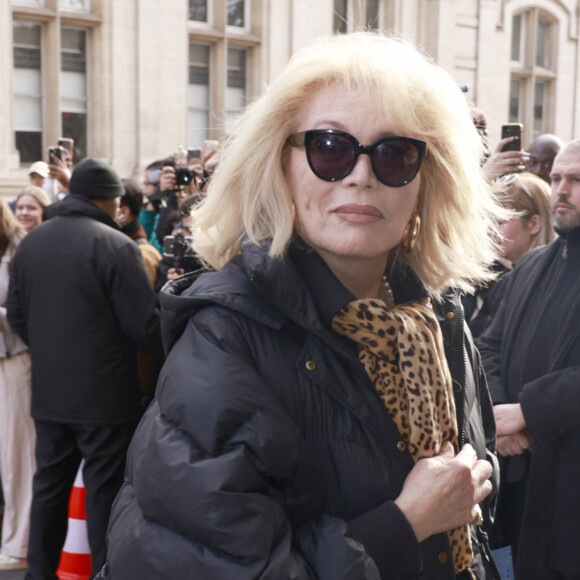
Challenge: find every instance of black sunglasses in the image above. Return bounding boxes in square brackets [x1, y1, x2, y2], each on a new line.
[288, 129, 426, 188]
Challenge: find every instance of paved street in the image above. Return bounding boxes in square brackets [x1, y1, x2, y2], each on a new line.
[0, 571, 26, 580]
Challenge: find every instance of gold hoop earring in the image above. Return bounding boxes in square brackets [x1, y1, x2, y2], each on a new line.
[291, 201, 297, 223]
[400, 212, 421, 253]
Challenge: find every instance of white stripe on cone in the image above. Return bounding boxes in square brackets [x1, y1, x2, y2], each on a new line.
[73, 466, 84, 489]
[62, 518, 91, 554]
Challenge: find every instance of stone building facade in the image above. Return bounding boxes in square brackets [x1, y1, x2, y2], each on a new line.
[1, 0, 578, 195]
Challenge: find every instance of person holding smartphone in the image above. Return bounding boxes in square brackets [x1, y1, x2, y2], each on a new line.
[47, 147, 72, 201]
[482, 129, 529, 181]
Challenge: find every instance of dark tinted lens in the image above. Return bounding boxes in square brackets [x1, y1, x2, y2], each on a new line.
[373, 140, 421, 186]
[308, 133, 355, 180]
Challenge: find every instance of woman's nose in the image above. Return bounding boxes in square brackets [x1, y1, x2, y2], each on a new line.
[344, 153, 377, 188]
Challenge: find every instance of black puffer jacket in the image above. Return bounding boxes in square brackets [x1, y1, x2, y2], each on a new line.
[98, 241, 498, 579]
[7, 195, 162, 425]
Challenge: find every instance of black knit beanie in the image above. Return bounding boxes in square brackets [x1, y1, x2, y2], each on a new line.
[69, 158, 124, 199]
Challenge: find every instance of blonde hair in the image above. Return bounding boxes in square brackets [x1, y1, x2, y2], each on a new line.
[0, 197, 26, 259]
[495, 172, 556, 250]
[15, 186, 51, 209]
[193, 32, 505, 298]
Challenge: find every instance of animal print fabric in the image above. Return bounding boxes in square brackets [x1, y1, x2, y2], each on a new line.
[332, 297, 474, 575]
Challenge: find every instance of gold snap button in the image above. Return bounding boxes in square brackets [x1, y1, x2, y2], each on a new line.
[438, 552, 448, 564]
[396, 440, 406, 451]
[305, 360, 316, 371]
[445, 312, 454, 320]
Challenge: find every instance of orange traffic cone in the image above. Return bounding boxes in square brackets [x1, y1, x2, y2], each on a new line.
[57, 461, 92, 580]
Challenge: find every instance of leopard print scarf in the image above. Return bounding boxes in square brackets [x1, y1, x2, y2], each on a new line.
[332, 297, 474, 575]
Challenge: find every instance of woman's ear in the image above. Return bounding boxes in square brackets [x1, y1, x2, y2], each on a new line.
[527, 214, 541, 236]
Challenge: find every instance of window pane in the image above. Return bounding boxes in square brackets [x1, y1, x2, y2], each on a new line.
[14, 21, 42, 68]
[188, 83, 209, 108]
[226, 48, 246, 132]
[58, 0, 90, 10]
[227, 48, 246, 90]
[189, 0, 208, 22]
[534, 81, 545, 134]
[62, 112, 87, 162]
[536, 18, 550, 68]
[334, 0, 347, 33]
[228, 0, 245, 27]
[15, 132, 42, 164]
[61, 28, 86, 73]
[509, 77, 521, 123]
[366, 0, 379, 30]
[189, 44, 210, 84]
[14, 95, 42, 130]
[13, 21, 43, 164]
[188, 43, 210, 147]
[13, 68, 42, 94]
[188, 110, 209, 147]
[511, 14, 522, 62]
[12, 0, 44, 6]
[61, 28, 87, 160]
[61, 71, 87, 104]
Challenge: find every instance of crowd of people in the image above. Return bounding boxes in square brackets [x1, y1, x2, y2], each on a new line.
[0, 30, 578, 580]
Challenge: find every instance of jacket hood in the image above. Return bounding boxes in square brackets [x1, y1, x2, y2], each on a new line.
[52, 194, 120, 230]
[159, 241, 343, 355]
[159, 247, 288, 354]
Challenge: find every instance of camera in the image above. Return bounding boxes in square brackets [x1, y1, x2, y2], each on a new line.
[175, 166, 194, 187]
[163, 232, 196, 270]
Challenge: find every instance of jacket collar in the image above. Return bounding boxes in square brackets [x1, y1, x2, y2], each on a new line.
[53, 195, 120, 230]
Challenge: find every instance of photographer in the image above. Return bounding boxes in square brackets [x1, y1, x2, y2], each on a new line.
[154, 194, 203, 296]
[150, 164, 200, 247]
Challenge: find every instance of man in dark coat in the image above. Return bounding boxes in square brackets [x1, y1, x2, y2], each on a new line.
[7, 158, 162, 580]
[478, 139, 580, 580]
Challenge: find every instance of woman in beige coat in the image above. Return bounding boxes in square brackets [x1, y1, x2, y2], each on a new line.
[0, 197, 35, 571]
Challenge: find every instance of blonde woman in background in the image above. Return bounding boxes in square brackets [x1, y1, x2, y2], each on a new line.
[494, 172, 556, 263]
[14, 186, 50, 232]
[466, 172, 556, 338]
[0, 197, 34, 571]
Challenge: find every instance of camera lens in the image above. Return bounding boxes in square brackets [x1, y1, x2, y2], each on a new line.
[175, 167, 193, 186]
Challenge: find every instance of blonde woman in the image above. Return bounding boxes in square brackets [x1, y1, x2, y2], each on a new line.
[97, 33, 504, 580]
[13, 186, 50, 232]
[0, 197, 34, 571]
[465, 172, 556, 338]
[494, 172, 556, 264]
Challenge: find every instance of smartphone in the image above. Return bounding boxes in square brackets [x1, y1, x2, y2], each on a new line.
[187, 148, 202, 163]
[57, 137, 74, 155]
[201, 140, 219, 161]
[48, 146, 64, 162]
[501, 123, 523, 152]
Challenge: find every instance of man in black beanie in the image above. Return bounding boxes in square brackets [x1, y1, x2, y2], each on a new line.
[7, 158, 163, 579]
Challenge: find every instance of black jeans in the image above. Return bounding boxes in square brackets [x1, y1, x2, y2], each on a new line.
[25, 421, 135, 580]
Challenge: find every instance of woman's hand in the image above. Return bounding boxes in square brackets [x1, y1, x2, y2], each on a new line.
[494, 403, 526, 436]
[482, 138, 529, 180]
[394, 442, 493, 543]
[496, 430, 533, 456]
